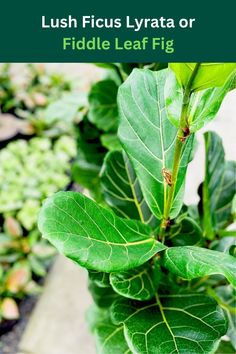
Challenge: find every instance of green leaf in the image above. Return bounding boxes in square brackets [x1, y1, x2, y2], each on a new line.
[165, 70, 232, 132]
[88, 270, 110, 288]
[44, 93, 87, 124]
[88, 281, 119, 308]
[86, 304, 110, 333]
[167, 216, 202, 247]
[88, 80, 119, 132]
[216, 340, 235, 354]
[101, 150, 157, 226]
[95, 319, 131, 354]
[38, 191, 166, 273]
[72, 118, 107, 201]
[163, 246, 236, 287]
[211, 236, 236, 254]
[110, 261, 160, 301]
[170, 63, 236, 91]
[111, 293, 227, 354]
[199, 132, 236, 239]
[215, 285, 236, 350]
[100, 134, 122, 151]
[118, 68, 194, 220]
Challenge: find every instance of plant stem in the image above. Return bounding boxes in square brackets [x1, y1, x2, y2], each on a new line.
[161, 63, 201, 229]
[207, 287, 236, 315]
[115, 65, 125, 83]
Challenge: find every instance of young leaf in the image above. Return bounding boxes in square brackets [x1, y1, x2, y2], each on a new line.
[163, 246, 236, 287]
[95, 319, 131, 354]
[100, 150, 156, 226]
[200, 132, 236, 239]
[111, 294, 227, 354]
[118, 68, 194, 220]
[170, 63, 236, 91]
[88, 79, 119, 132]
[110, 262, 160, 301]
[38, 191, 166, 273]
[165, 70, 233, 132]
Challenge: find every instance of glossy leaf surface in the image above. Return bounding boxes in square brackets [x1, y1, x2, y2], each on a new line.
[170, 63, 236, 91]
[165, 70, 233, 132]
[95, 320, 131, 354]
[163, 246, 236, 287]
[38, 191, 166, 273]
[111, 294, 227, 354]
[101, 150, 156, 226]
[118, 68, 194, 220]
[110, 262, 160, 301]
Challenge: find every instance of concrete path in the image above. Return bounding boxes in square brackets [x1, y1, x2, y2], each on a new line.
[19, 256, 96, 354]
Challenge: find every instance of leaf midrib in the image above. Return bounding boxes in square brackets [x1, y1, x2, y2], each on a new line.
[43, 230, 156, 247]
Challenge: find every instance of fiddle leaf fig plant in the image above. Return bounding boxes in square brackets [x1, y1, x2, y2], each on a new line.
[39, 63, 236, 354]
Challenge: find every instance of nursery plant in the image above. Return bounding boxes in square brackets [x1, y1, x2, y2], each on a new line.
[39, 63, 236, 354]
[0, 135, 76, 324]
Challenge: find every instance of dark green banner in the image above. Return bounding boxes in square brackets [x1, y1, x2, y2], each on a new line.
[0, 0, 235, 62]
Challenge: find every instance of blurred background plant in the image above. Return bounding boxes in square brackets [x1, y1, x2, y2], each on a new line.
[0, 136, 76, 324]
[0, 63, 80, 328]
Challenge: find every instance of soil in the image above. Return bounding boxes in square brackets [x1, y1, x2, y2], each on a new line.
[0, 296, 38, 354]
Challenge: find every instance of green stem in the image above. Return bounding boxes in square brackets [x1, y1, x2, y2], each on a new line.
[207, 287, 236, 315]
[115, 65, 125, 83]
[162, 63, 201, 228]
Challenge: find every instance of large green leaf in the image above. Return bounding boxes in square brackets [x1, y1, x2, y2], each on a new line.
[111, 294, 227, 354]
[110, 261, 160, 301]
[118, 68, 194, 220]
[165, 70, 232, 132]
[199, 132, 236, 239]
[163, 246, 236, 287]
[170, 63, 236, 91]
[88, 79, 119, 132]
[38, 191, 166, 273]
[101, 150, 156, 226]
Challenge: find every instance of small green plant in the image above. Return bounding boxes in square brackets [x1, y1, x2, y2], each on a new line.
[0, 135, 76, 323]
[39, 63, 236, 354]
